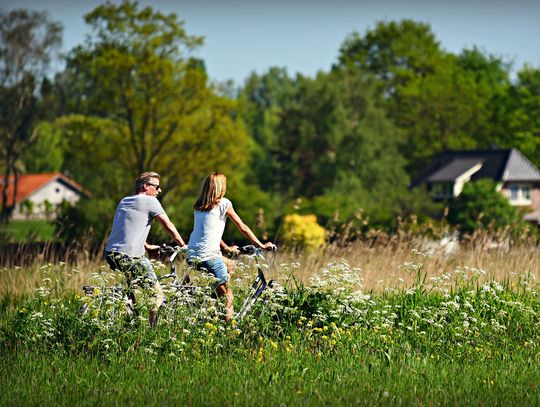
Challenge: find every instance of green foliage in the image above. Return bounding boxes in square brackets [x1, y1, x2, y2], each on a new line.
[62, 1, 250, 198]
[240, 65, 410, 230]
[448, 180, 524, 234]
[0, 9, 62, 222]
[1, 258, 540, 405]
[337, 20, 443, 96]
[6, 8, 538, 240]
[506, 67, 540, 168]
[49, 2, 254, 242]
[52, 115, 130, 199]
[0, 219, 56, 242]
[336, 21, 516, 175]
[19, 200, 34, 219]
[55, 198, 116, 245]
[21, 122, 64, 173]
[281, 214, 326, 251]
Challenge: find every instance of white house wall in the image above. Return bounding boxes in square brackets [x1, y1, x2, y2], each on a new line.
[13, 179, 82, 220]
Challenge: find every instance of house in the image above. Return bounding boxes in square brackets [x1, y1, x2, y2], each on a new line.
[0, 173, 90, 220]
[411, 148, 540, 224]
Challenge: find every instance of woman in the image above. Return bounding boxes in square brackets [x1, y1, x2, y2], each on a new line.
[187, 172, 275, 321]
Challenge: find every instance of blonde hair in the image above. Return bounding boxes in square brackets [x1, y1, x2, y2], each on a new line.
[194, 172, 227, 211]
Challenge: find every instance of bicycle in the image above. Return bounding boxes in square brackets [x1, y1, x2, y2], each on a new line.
[78, 245, 187, 322]
[79, 244, 278, 324]
[233, 245, 278, 321]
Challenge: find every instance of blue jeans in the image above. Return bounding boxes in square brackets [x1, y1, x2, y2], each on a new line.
[104, 251, 163, 310]
[188, 256, 228, 286]
[105, 251, 157, 282]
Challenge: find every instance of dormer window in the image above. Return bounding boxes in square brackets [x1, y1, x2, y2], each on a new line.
[508, 183, 532, 205]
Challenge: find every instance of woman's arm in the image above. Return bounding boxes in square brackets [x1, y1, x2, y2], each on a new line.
[226, 204, 274, 250]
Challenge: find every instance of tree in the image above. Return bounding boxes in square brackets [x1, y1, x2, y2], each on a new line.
[336, 21, 516, 176]
[240, 65, 410, 227]
[22, 122, 64, 173]
[240, 67, 298, 193]
[337, 20, 443, 98]
[53, 2, 253, 243]
[506, 67, 540, 168]
[0, 9, 62, 222]
[62, 1, 251, 199]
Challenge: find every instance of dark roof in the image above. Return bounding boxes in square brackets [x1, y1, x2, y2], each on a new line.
[502, 149, 540, 181]
[426, 158, 483, 182]
[411, 148, 540, 188]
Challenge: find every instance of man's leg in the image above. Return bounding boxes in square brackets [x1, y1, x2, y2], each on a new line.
[137, 256, 163, 328]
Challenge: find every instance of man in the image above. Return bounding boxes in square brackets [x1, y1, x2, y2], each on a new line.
[104, 172, 186, 327]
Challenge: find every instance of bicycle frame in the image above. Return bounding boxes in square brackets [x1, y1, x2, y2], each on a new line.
[234, 245, 276, 321]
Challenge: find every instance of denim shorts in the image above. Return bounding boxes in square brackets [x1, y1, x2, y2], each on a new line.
[188, 256, 228, 286]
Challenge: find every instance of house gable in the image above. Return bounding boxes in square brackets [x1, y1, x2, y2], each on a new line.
[412, 148, 540, 224]
[0, 173, 90, 220]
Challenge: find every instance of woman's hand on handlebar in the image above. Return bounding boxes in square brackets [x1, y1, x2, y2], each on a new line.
[261, 242, 277, 251]
[227, 245, 240, 255]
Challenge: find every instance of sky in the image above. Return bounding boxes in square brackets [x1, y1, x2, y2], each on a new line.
[2, 0, 539, 84]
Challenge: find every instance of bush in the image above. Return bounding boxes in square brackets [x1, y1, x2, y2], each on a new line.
[281, 214, 326, 251]
[447, 179, 525, 234]
[55, 198, 116, 245]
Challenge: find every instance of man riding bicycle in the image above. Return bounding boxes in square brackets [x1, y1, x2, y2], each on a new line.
[104, 172, 187, 327]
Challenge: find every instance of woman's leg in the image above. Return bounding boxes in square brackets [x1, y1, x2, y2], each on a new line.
[215, 282, 234, 322]
[222, 255, 235, 276]
[203, 257, 233, 321]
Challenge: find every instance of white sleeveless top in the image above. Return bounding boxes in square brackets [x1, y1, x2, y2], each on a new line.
[187, 198, 231, 261]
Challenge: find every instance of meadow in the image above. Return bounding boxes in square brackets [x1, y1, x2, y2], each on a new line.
[1, 236, 539, 405]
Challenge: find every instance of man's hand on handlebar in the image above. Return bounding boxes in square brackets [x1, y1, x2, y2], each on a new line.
[145, 244, 161, 259]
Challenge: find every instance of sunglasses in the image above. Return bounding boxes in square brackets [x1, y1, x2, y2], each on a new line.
[146, 182, 161, 191]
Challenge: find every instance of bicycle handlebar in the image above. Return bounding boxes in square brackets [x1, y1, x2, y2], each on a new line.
[239, 244, 277, 255]
[159, 244, 188, 255]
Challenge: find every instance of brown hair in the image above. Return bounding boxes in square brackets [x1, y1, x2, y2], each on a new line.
[194, 172, 227, 211]
[135, 172, 160, 193]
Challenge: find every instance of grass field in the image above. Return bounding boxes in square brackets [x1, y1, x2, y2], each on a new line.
[1, 241, 539, 405]
[0, 219, 57, 243]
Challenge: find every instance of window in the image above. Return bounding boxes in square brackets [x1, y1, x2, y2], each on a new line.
[430, 182, 454, 199]
[508, 183, 532, 205]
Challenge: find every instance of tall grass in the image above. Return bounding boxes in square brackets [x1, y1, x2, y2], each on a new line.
[1, 231, 539, 405]
[3, 235, 537, 298]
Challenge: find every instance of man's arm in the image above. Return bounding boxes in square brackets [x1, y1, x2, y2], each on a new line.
[155, 213, 186, 247]
[220, 240, 239, 255]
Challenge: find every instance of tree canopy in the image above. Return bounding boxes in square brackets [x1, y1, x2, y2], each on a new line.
[2, 4, 539, 242]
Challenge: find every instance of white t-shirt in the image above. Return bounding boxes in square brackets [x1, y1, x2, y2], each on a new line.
[187, 197, 231, 261]
[105, 194, 165, 257]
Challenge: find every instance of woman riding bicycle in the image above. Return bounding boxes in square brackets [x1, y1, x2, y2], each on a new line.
[187, 172, 275, 322]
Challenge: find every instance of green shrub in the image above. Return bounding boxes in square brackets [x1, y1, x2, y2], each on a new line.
[447, 179, 525, 234]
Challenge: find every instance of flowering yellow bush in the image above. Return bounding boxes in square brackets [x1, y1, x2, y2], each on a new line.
[282, 214, 326, 252]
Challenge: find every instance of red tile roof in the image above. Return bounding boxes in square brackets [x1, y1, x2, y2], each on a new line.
[0, 173, 89, 207]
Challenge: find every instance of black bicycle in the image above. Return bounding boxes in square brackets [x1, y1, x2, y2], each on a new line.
[234, 245, 278, 320]
[79, 244, 278, 323]
[157, 244, 279, 322]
